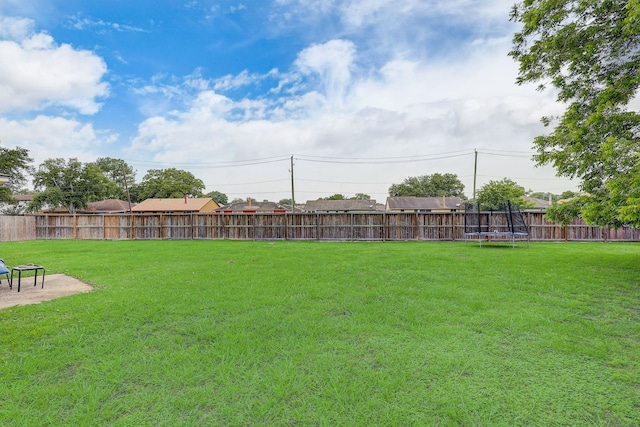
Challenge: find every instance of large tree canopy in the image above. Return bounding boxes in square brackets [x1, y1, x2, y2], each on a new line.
[510, 0, 640, 227]
[205, 190, 228, 205]
[31, 158, 114, 213]
[476, 178, 533, 211]
[0, 145, 33, 204]
[93, 157, 136, 200]
[132, 168, 205, 201]
[388, 173, 466, 198]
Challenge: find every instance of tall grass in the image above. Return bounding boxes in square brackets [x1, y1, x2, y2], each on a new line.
[0, 240, 639, 426]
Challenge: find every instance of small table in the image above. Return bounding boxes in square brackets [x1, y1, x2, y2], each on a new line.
[10, 265, 45, 292]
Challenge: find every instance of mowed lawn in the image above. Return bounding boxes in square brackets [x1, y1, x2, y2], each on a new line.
[0, 240, 638, 426]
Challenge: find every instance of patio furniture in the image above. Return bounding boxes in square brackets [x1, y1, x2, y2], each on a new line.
[0, 259, 9, 286]
[10, 264, 45, 292]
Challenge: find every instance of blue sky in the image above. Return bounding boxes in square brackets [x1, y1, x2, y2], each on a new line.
[0, 0, 576, 202]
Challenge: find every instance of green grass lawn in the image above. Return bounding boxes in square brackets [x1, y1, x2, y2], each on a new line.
[0, 240, 639, 426]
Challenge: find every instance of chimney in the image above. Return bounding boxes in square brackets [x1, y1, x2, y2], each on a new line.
[184, 194, 187, 204]
[248, 197, 252, 208]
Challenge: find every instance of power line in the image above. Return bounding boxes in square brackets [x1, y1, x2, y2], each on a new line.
[295, 149, 473, 160]
[295, 151, 473, 164]
[123, 155, 290, 168]
[204, 179, 289, 187]
[475, 174, 571, 181]
[477, 148, 535, 155]
[297, 178, 391, 185]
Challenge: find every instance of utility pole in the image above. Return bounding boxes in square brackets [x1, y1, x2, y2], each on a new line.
[473, 149, 478, 201]
[122, 166, 134, 239]
[290, 155, 296, 213]
[122, 166, 132, 213]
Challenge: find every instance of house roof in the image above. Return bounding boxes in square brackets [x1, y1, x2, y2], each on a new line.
[215, 201, 288, 213]
[303, 199, 379, 212]
[11, 194, 33, 202]
[84, 199, 132, 213]
[132, 197, 217, 212]
[522, 196, 551, 210]
[386, 196, 464, 210]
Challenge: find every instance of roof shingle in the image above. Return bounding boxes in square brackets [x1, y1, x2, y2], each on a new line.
[132, 198, 218, 212]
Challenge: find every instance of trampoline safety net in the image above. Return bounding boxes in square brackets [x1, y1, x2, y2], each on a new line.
[464, 200, 529, 246]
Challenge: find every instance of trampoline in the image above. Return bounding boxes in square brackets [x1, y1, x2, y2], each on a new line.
[464, 200, 529, 247]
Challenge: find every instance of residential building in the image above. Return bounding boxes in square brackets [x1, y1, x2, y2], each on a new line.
[82, 199, 134, 214]
[303, 199, 381, 213]
[521, 196, 551, 212]
[215, 199, 289, 214]
[385, 196, 465, 213]
[132, 197, 219, 214]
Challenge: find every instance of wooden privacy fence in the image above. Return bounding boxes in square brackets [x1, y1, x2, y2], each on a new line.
[0, 216, 37, 242]
[27, 212, 640, 242]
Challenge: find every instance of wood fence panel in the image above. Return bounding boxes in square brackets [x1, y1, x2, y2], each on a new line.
[0, 215, 37, 241]
[103, 215, 133, 240]
[222, 214, 255, 240]
[75, 215, 105, 239]
[134, 215, 161, 239]
[287, 214, 318, 240]
[421, 213, 456, 240]
[385, 214, 419, 240]
[253, 214, 287, 240]
[352, 213, 384, 240]
[525, 213, 560, 240]
[318, 214, 350, 240]
[193, 214, 215, 239]
[35, 215, 75, 239]
[162, 214, 193, 240]
[14, 212, 639, 242]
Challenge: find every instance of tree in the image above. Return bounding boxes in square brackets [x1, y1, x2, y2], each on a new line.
[510, 1, 640, 227]
[388, 173, 465, 198]
[30, 158, 114, 213]
[560, 190, 579, 200]
[476, 178, 533, 211]
[0, 144, 33, 204]
[323, 194, 346, 200]
[93, 157, 136, 200]
[351, 193, 371, 200]
[205, 190, 228, 205]
[132, 168, 205, 202]
[545, 197, 586, 240]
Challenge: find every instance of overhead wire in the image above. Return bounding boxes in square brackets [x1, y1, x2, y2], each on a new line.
[295, 150, 473, 164]
[123, 155, 291, 169]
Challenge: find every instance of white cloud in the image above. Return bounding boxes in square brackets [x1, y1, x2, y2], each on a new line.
[0, 16, 33, 40]
[0, 15, 108, 114]
[213, 68, 279, 92]
[0, 115, 118, 167]
[272, 0, 514, 32]
[294, 39, 356, 107]
[68, 15, 147, 33]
